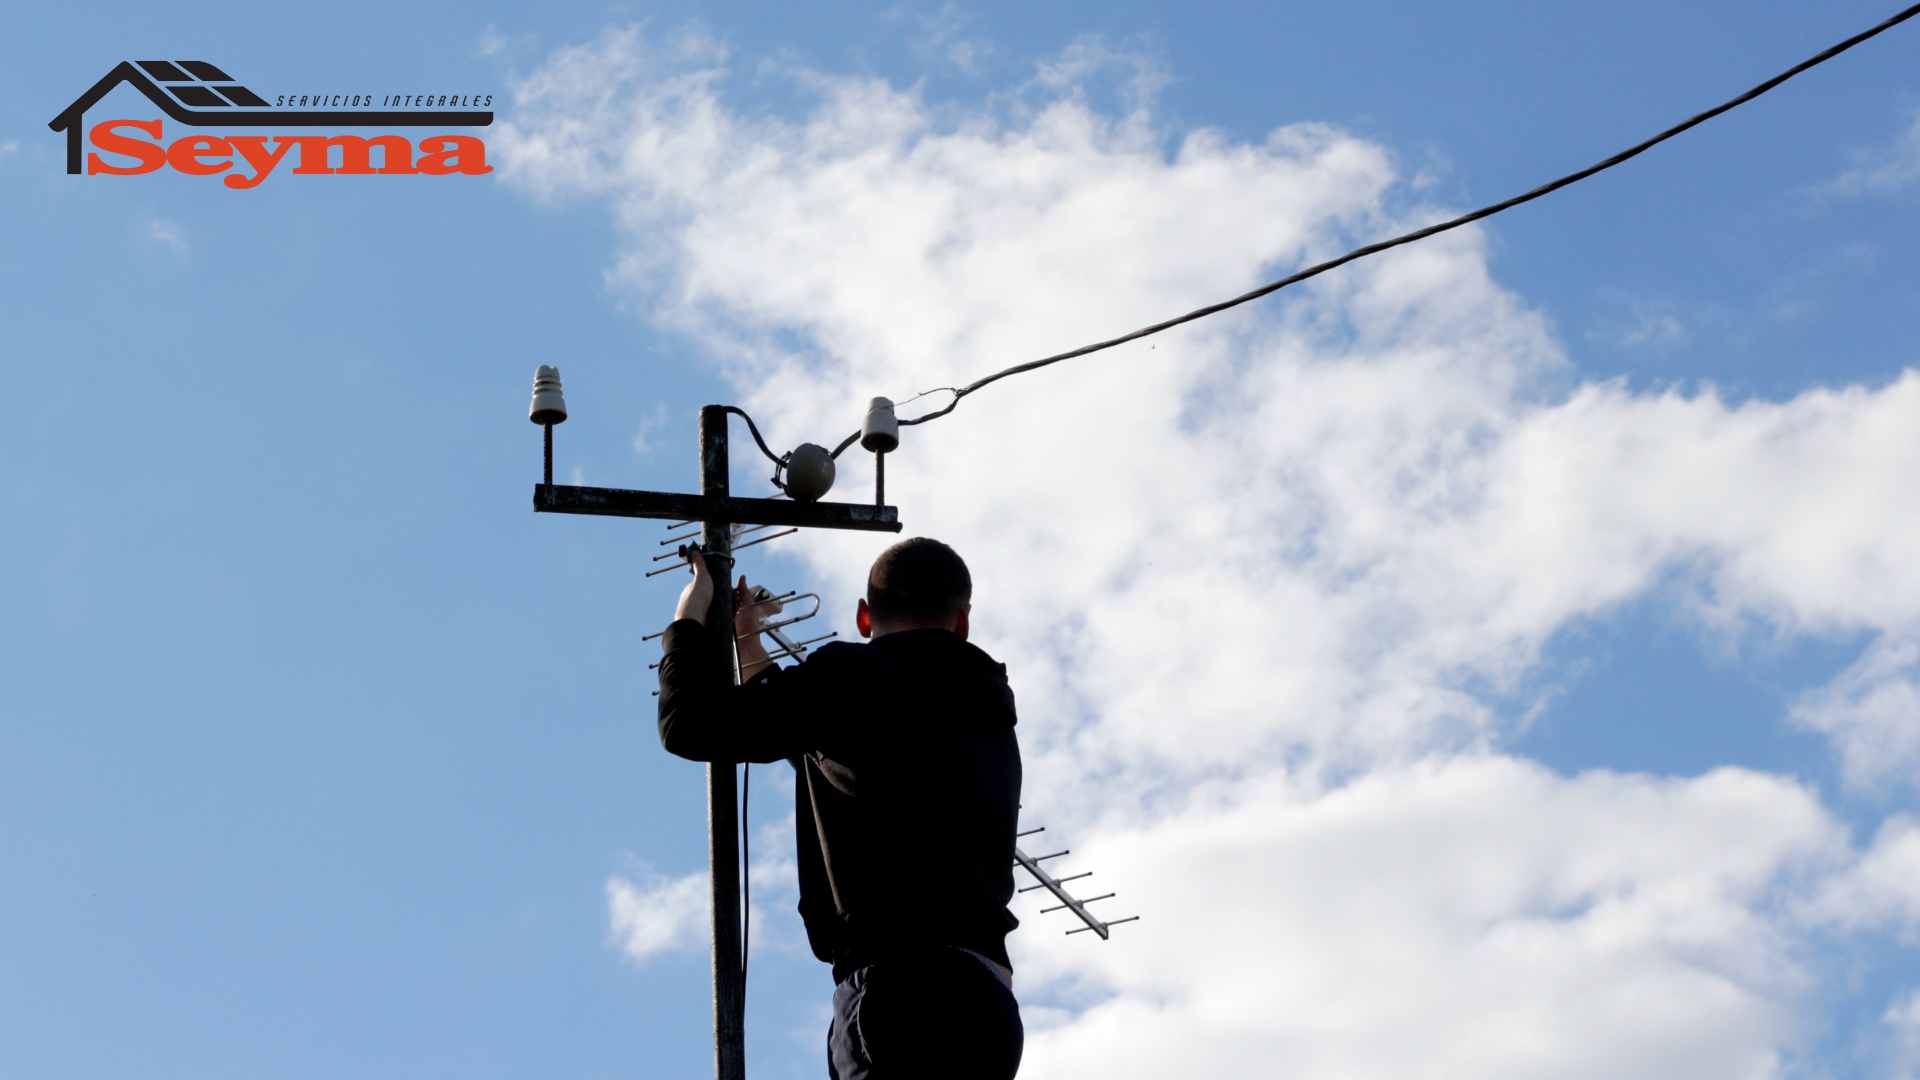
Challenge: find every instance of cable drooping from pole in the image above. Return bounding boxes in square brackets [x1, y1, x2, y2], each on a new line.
[741, 761, 750, 995]
[729, 625, 753, 1003]
[818, 2, 1919, 446]
[720, 406, 785, 469]
[720, 404, 806, 496]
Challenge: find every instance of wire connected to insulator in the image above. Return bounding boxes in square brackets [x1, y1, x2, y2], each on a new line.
[821, 2, 1920, 449]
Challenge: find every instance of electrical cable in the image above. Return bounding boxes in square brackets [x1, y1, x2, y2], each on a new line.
[821, 2, 1920, 445]
[722, 403, 806, 496]
[727, 618, 752, 1012]
[720, 405, 787, 471]
[741, 761, 750, 994]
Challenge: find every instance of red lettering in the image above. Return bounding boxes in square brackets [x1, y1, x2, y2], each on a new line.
[79, 120, 489, 184]
[289, 135, 417, 176]
[416, 135, 490, 176]
[167, 135, 231, 176]
[87, 118, 165, 175]
[224, 136, 299, 190]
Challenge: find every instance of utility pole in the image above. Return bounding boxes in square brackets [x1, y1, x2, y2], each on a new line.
[526, 372, 1136, 1076]
[697, 405, 745, 1080]
[527, 370, 902, 1079]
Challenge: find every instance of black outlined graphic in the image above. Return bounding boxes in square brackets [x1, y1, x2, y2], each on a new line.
[48, 60, 494, 174]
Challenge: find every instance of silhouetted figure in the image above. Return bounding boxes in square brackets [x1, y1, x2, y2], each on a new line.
[658, 537, 1024, 1079]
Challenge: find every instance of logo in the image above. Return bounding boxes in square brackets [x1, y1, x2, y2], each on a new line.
[48, 60, 494, 189]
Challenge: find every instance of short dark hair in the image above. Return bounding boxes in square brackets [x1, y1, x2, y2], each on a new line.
[866, 537, 972, 622]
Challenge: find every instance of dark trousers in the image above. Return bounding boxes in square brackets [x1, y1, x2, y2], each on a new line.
[826, 945, 1023, 1079]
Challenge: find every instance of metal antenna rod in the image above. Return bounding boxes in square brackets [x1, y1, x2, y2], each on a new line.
[1068, 916, 1140, 936]
[741, 589, 830, 676]
[645, 529, 799, 578]
[1042, 892, 1115, 914]
[1018, 871, 1090, 894]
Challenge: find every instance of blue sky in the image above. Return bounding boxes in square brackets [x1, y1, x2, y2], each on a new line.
[5, 2, 1919, 1077]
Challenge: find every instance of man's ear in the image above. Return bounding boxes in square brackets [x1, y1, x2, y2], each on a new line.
[856, 598, 872, 639]
[954, 604, 970, 641]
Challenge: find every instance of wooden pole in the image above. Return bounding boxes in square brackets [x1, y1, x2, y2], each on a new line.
[699, 405, 746, 1080]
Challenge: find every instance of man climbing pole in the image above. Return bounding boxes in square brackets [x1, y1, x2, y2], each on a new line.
[657, 536, 1025, 1079]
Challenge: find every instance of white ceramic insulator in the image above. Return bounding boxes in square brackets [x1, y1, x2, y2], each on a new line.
[529, 365, 568, 425]
[861, 396, 899, 453]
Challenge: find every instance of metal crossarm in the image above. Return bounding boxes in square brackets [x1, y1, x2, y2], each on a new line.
[534, 484, 901, 532]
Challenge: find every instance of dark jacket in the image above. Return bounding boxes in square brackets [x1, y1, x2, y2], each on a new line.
[657, 619, 1022, 983]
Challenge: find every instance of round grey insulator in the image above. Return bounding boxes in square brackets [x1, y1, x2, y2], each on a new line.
[861, 396, 899, 453]
[783, 443, 835, 502]
[528, 365, 568, 425]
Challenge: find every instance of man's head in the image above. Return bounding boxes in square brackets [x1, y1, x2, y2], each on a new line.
[857, 537, 972, 640]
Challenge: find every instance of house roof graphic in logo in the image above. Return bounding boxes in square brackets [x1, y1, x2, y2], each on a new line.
[48, 60, 493, 174]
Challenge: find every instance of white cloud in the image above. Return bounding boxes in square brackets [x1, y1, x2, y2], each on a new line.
[606, 868, 709, 964]
[499, 28, 1920, 1074]
[886, 2, 991, 75]
[947, 39, 984, 75]
[1609, 304, 1688, 349]
[1890, 989, 1920, 1080]
[606, 817, 806, 970]
[144, 217, 188, 255]
[0, 139, 18, 156]
[477, 24, 509, 58]
[1801, 814, 1920, 941]
[1033, 36, 1169, 114]
[475, 23, 541, 63]
[1821, 110, 1920, 197]
[629, 402, 672, 458]
[1014, 756, 1841, 1079]
[1792, 636, 1920, 792]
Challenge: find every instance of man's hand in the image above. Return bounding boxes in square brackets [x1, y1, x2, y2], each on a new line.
[735, 581, 782, 639]
[673, 546, 716, 625]
[733, 577, 774, 678]
[671, 552, 780, 678]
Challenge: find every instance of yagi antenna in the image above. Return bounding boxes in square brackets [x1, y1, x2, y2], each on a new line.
[646, 560, 837, 690]
[1012, 817, 1139, 940]
[646, 521, 800, 578]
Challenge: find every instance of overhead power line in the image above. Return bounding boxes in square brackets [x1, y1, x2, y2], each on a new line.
[824, 1, 1918, 450]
